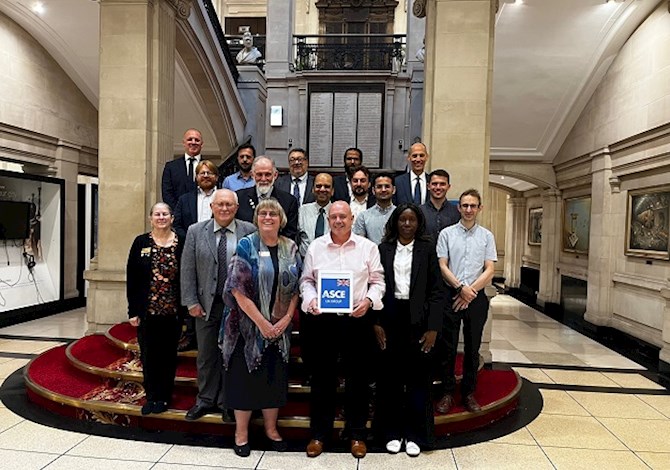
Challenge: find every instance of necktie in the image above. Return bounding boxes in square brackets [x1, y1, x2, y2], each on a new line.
[293, 178, 301, 204]
[413, 176, 421, 204]
[315, 207, 325, 238]
[215, 229, 228, 296]
[188, 157, 196, 181]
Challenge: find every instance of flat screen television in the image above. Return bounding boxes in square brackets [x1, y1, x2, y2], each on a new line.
[0, 200, 31, 240]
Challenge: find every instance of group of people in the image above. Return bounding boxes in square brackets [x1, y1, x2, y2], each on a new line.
[126, 128, 497, 459]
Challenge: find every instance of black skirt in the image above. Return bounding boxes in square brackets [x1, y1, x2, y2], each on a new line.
[223, 338, 288, 410]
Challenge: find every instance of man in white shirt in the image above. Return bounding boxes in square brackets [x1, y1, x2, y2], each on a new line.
[300, 201, 385, 459]
[275, 148, 315, 205]
[394, 142, 429, 205]
[162, 128, 202, 210]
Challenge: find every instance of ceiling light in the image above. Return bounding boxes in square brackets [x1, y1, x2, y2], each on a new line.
[31, 2, 45, 15]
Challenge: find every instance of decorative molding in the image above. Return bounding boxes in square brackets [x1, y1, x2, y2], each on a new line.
[412, 0, 426, 18]
[609, 176, 621, 193]
[612, 272, 668, 293]
[168, 0, 192, 20]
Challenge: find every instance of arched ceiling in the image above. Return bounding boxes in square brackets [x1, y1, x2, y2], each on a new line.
[0, 0, 663, 171]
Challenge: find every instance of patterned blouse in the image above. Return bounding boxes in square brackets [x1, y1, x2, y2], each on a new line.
[147, 234, 179, 316]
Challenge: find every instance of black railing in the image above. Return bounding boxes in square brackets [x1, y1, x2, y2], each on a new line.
[201, 0, 239, 82]
[225, 35, 266, 69]
[293, 34, 406, 72]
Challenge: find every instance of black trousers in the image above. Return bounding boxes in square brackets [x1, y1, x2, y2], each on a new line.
[309, 312, 374, 441]
[375, 299, 435, 447]
[441, 290, 489, 397]
[139, 314, 181, 403]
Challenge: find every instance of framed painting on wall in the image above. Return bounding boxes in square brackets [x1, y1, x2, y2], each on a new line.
[528, 207, 542, 245]
[562, 196, 591, 254]
[625, 186, 670, 260]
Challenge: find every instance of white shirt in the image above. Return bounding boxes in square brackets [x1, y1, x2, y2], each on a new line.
[393, 240, 413, 299]
[412, 171, 427, 204]
[184, 154, 201, 181]
[291, 173, 308, 204]
[196, 187, 216, 222]
[350, 197, 368, 219]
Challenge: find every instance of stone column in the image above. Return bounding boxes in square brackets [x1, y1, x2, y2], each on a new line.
[537, 188, 562, 307]
[237, 66, 268, 154]
[504, 197, 526, 289]
[53, 141, 81, 300]
[264, 0, 295, 160]
[584, 150, 615, 326]
[422, 0, 495, 202]
[85, 0, 188, 332]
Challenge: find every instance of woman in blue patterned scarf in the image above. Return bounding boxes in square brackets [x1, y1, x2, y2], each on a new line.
[219, 198, 302, 457]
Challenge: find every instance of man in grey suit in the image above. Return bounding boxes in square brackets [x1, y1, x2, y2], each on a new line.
[180, 188, 256, 421]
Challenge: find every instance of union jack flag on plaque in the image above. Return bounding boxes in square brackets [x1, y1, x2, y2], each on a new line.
[336, 279, 350, 287]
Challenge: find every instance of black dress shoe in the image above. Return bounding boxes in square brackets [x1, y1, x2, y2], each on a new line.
[464, 394, 481, 413]
[141, 401, 154, 416]
[185, 404, 211, 421]
[233, 442, 251, 457]
[153, 401, 168, 414]
[268, 437, 288, 452]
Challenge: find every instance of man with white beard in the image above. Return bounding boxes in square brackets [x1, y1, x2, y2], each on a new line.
[235, 156, 299, 239]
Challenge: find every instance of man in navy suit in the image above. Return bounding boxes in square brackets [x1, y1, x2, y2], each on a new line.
[162, 129, 203, 210]
[173, 160, 219, 240]
[394, 142, 430, 206]
[275, 148, 315, 205]
[332, 147, 363, 202]
[235, 156, 299, 239]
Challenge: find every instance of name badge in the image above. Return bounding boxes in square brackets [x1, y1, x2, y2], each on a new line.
[141, 247, 151, 257]
[260, 251, 270, 257]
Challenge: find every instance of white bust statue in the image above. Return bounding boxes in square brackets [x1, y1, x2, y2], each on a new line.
[236, 31, 262, 64]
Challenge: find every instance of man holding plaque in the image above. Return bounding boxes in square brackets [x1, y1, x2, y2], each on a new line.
[300, 201, 385, 459]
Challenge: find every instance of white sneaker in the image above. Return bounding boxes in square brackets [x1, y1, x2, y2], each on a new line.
[385, 439, 402, 454]
[405, 440, 421, 457]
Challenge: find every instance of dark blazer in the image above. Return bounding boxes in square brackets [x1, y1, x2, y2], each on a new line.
[332, 174, 350, 202]
[126, 232, 185, 320]
[377, 238, 445, 333]
[332, 174, 377, 207]
[394, 172, 427, 205]
[162, 157, 196, 210]
[173, 190, 198, 240]
[275, 174, 316, 204]
[235, 186, 299, 240]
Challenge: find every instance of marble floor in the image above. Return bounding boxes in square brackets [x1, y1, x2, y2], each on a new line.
[0, 296, 669, 469]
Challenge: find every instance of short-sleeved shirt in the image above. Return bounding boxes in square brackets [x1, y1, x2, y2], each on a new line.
[436, 221, 497, 286]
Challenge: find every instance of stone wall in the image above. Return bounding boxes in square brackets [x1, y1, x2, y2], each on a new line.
[0, 12, 98, 303]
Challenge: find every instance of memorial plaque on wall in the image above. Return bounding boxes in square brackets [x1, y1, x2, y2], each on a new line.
[357, 93, 382, 165]
[309, 93, 334, 166]
[332, 93, 358, 160]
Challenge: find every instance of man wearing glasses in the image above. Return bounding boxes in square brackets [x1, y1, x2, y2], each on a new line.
[276, 148, 315, 205]
[435, 189, 497, 415]
[173, 160, 219, 240]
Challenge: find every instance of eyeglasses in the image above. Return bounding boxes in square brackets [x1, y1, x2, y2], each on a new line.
[460, 204, 480, 209]
[198, 171, 215, 176]
[258, 211, 279, 218]
[289, 157, 307, 164]
[212, 202, 235, 209]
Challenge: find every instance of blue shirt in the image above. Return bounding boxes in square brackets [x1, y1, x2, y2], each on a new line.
[223, 171, 255, 191]
[436, 221, 497, 286]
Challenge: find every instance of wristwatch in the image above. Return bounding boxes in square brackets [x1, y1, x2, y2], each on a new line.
[455, 284, 464, 294]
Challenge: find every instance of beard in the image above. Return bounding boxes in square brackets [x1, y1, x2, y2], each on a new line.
[257, 183, 273, 196]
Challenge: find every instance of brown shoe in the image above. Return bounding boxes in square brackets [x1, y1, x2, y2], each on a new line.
[464, 394, 481, 413]
[306, 439, 324, 458]
[350, 440, 367, 458]
[436, 393, 454, 414]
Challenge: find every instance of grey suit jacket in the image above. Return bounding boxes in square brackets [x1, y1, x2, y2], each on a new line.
[180, 217, 256, 320]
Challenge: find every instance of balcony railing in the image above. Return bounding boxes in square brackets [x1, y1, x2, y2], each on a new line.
[293, 34, 406, 72]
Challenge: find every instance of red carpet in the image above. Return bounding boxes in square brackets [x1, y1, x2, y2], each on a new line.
[25, 324, 521, 438]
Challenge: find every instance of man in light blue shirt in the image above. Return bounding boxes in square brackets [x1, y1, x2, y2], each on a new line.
[352, 173, 396, 245]
[221, 144, 256, 191]
[435, 189, 497, 414]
